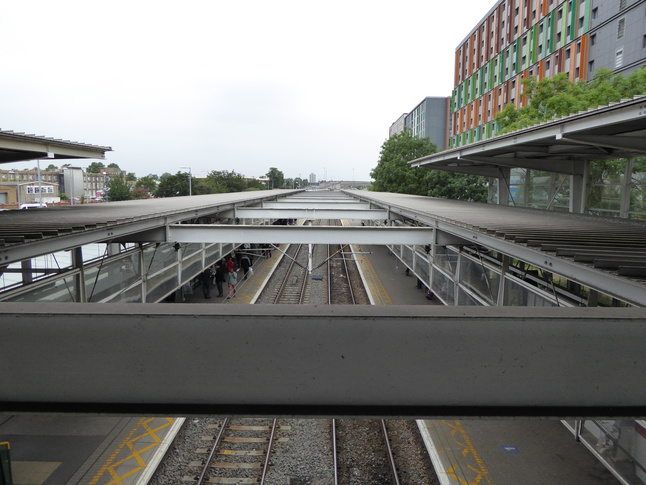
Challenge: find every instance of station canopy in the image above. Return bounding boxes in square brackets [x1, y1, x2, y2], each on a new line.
[0, 129, 112, 163]
[409, 96, 646, 176]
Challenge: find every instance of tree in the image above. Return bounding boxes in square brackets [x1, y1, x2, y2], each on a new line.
[246, 179, 266, 191]
[126, 172, 136, 182]
[497, 67, 646, 133]
[45, 164, 58, 171]
[86, 161, 106, 173]
[135, 175, 158, 194]
[155, 172, 190, 197]
[107, 163, 121, 170]
[266, 167, 284, 189]
[107, 176, 132, 201]
[371, 130, 487, 202]
[371, 131, 437, 194]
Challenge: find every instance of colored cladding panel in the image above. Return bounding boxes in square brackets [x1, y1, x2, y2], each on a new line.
[580, 34, 589, 81]
[489, 59, 495, 90]
[550, 10, 556, 53]
[516, 38, 521, 76]
[570, 0, 577, 42]
[532, 26, 538, 64]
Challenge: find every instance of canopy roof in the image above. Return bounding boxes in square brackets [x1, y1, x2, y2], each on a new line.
[410, 96, 646, 177]
[0, 129, 112, 164]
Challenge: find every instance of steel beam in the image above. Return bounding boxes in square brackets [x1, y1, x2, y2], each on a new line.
[167, 224, 433, 245]
[261, 202, 371, 210]
[222, 208, 389, 220]
[1, 303, 645, 417]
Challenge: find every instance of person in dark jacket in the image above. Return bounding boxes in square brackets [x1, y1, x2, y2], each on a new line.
[201, 267, 212, 299]
[214, 259, 226, 297]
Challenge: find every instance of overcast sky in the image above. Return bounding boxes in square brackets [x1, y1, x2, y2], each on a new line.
[1, 1, 492, 182]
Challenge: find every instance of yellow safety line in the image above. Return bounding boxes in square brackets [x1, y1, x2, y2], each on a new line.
[442, 420, 492, 485]
[90, 417, 174, 485]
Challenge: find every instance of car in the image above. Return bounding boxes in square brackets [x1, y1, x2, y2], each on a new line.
[19, 203, 47, 209]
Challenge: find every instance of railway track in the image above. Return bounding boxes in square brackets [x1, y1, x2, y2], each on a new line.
[155, 219, 438, 484]
[185, 418, 288, 484]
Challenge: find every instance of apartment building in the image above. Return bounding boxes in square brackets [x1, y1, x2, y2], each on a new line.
[450, 0, 646, 148]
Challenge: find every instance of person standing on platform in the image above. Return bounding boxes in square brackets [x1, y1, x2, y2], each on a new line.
[201, 266, 212, 299]
[240, 252, 252, 279]
[226, 268, 238, 299]
[226, 255, 235, 272]
[214, 259, 226, 297]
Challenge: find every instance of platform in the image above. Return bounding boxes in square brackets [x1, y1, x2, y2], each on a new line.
[1, 242, 621, 485]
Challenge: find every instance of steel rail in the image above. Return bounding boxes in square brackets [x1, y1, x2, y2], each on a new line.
[259, 418, 278, 485]
[380, 420, 401, 485]
[196, 417, 230, 485]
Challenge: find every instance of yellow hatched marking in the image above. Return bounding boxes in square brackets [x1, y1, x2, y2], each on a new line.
[442, 420, 492, 485]
[90, 417, 174, 485]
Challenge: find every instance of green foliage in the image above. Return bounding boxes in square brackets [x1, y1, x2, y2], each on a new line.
[59, 192, 68, 200]
[497, 67, 646, 133]
[371, 130, 488, 202]
[155, 172, 191, 197]
[45, 164, 58, 171]
[135, 175, 158, 193]
[266, 167, 284, 189]
[107, 176, 132, 201]
[86, 161, 106, 174]
[125, 172, 136, 182]
[107, 163, 121, 170]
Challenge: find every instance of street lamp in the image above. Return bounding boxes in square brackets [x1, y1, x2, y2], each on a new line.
[180, 166, 192, 196]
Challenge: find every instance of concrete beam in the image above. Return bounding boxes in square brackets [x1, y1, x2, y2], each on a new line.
[223, 208, 389, 220]
[1, 304, 644, 417]
[167, 225, 433, 245]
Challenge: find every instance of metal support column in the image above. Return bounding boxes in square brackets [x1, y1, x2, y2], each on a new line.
[72, 247, 86, 303]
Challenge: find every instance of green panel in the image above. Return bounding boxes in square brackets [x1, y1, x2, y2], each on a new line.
[515, 38, 521, 75]
[549, 10, 556, 53]
[570, 0, 577, 41]
[479, 67, 484, 96]
[487, 122, 492, 139]
[499, 50, 506, 80]
[532, 26, 538, 64]
[489, 59, 495, 89]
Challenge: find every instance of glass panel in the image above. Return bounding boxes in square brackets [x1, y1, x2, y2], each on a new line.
[146, 264, 177, 300]
[432, 269, 455, 305]
[460, 257, 501, 305]
[105, 283, 143, 303]
[503, 276, 557, 306]
[147, 274, 181, 303]
[577, 420, 646, 483]
[144, 243, 177, 276]
[85, 253, 141, 302]
[402, 245, 414, 268]
[458, 288, 484, 305]
[414, 251, 430, 286]
[181, 249, 203, 285]
[435, 246, 458, 275]
[6, 274, 78, 302]
[205, 243, 221, 267]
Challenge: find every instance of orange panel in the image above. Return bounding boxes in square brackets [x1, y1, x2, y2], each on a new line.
[580, 35, 589, 81]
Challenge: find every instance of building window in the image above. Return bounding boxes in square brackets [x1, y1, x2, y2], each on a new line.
[620, 0, 627, 9]
[591, 33, 596, 45]
[643, 35, 646, 48]
[592, 7, 598, 19]
[589, 60, 595, 72]
[616, 48, 624, 68]
[617, 18, 626, 39]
